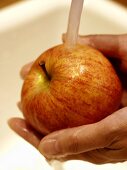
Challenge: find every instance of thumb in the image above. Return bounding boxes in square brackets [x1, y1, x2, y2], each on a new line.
[63, 34, 121, 57]
[38, 114, 116, 159]
[63, 34, 127, 72]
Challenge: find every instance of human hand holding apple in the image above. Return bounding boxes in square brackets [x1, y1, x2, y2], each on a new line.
[13, 0, 122, 135]
[9, 34, 127, 164]
[20, 43, 122, 135]
[8, 0, 127, 164]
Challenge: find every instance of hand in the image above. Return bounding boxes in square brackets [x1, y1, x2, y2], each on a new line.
[8, 34, 127, 164]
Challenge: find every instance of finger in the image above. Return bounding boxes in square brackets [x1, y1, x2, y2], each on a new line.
[20, 61, 33, 79]
[97, 148, 127, 161]
[78, 34, 127, 59]
[120, 59, 127, 73]
[78, 34, 119, 56]
[8, 118, 42, 148]
[38, 122, 111, 158]
[63, 34, 127, 72]
[17, 101, 22, 111]
[118, 35, 127, 72]
[57, 150, 126, 164]
[50, 151, 109, 164]
[62, 33, 66, 43]
[38, 107, 127, 159]
[63, 34, 119, 57]
[121, 90, 127, 107]
[77, 34, 127, 72]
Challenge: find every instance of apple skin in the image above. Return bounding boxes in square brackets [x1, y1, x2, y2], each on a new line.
[21, 44, 122, 135]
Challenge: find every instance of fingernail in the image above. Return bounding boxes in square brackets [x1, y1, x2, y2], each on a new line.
[38, 139, 61, 158]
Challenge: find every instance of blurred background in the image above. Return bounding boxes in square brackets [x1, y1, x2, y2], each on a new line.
[0, 0, 127, 8]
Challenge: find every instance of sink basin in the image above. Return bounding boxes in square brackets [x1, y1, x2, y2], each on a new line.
[0, 0, 127, 169]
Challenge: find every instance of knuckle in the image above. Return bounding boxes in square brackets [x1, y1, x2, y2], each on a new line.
[67, 130, 80, 154]
[103, 126, 119, 147]
[108, 124, 119, 138]
[100, 115, 126, 146]
[107, 117, 127, 143]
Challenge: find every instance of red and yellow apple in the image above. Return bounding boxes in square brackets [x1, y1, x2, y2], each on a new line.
[21, 44, 122, 135]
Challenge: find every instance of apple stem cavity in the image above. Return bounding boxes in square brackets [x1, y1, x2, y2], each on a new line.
[65, 0, 84, 48]
[39, 62, 51, 81]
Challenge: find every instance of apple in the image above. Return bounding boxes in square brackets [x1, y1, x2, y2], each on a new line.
[21, 44, 122, 135]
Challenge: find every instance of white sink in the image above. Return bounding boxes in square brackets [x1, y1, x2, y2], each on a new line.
[0, 0, 127, 170]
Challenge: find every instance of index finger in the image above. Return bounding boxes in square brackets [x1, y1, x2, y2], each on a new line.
[8, 118, 42, 148]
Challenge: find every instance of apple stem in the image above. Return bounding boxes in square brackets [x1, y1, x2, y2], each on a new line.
[65, 0, 84, 48]
[39, 62, 51, 80]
